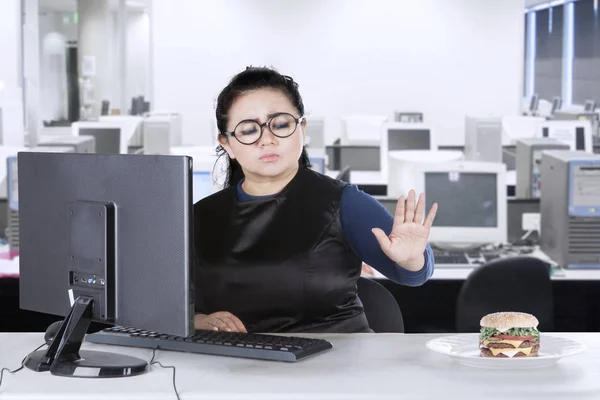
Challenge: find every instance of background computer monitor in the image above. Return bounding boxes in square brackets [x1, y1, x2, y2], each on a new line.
[18, 152, 193, 376]
[529, 93, 540, 114]
[193, 171, 213, 203]
[340, 115, 387, 146]
[399, 161, 507, 247]
[539, 120, 593, 152]
[584, 100, 596, 113]
[380, 122, 436, 179]
[77, 127, 121, 154]
[551, 96, 562, 115]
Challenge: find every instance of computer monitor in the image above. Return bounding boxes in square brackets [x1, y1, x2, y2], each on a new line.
[529, 93, 540, 114]
[584, 100, 596, 113]
[193, 171, 212, 203]
[380, 122, 437, 179]
[394, 112, 423, 123]
[18, 152, 193, 377]
[395, 161, 507, 247]
[340, 115, 387, 146]
[77, 127, 121, 154]
[539, 120, 593, 152]
[551, 96, 562, 115]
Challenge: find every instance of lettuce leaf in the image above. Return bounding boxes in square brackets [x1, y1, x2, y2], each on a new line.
[479, 327, 540, 341]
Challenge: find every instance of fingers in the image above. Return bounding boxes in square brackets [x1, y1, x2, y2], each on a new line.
[423, 202, 438, 229]
[413, 192, 426, 224]
[404, 190, 416, 223]
[226, 313, 248, 333]
[197, 312, 247, 333]
[372, 228, 391, 252]
[393, 194, 405, 226]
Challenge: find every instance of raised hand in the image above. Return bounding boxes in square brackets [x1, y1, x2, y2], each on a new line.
[372, 190, 438, 271]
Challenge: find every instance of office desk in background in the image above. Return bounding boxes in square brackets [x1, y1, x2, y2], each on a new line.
[1, 332, 598, 399]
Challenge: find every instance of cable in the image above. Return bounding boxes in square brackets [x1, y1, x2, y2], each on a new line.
[0, 343, 47, 391]
[150, 347, 181, 400]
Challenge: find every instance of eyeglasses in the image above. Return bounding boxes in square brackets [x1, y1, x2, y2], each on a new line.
[223, 112, 305, 145]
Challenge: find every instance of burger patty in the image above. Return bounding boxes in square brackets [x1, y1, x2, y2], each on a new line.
[480, 340, 539, 349]
[480, 347, 540, 357]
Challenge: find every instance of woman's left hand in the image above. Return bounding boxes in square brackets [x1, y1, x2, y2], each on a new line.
[372, 189, 438, 271]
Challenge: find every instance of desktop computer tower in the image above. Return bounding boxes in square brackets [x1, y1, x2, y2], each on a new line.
[540, 150, 600, 268]
[38, 136, 96, 153]
[465, 117, 502, 163]
[516, 138, 569, 199]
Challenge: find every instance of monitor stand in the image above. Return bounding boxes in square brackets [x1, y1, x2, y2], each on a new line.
[24, 296, 148, 378]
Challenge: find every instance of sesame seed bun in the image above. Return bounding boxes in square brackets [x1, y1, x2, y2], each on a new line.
[479, 312, 539, 329]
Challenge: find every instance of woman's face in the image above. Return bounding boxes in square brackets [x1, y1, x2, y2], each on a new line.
[219, 88, 306, 181]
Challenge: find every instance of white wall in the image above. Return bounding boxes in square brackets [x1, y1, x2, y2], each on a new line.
[152, 0, 526, 147]
[126, 11, 151, 107]
[0, 0, 25, 145]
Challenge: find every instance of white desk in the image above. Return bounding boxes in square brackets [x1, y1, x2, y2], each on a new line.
[0, 333, 598, 399]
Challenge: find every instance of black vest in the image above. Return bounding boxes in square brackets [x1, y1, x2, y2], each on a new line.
[193, 168, 370, 333]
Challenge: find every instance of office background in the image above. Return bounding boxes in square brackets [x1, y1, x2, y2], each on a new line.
[1, 0, 600, 336]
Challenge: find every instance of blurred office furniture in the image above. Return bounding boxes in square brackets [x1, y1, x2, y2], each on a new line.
[305, 115, 325, 149]
[501, 115, 545, 146]
[455, 257, 554, 333]
[516, 138, 569, 199]
[357, 277, 404, 333]
[37, 136, 96, 153]
[465, 116, 502, 163]
[146, 111, 182, 146]
[394, 111, 423, 123]
[539, 120, 594, 152]
[101, 100, 110, 116]
[336, 166, 351, 183]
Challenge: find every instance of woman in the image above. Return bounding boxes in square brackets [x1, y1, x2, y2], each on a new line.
[193, 66, 438, 334]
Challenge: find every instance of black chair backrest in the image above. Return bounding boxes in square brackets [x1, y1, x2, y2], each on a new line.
[456, 256, 554, 333]
[357, 277, 404, 333]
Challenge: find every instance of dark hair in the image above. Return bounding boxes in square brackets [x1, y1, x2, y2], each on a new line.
[214, 66, 311, 188]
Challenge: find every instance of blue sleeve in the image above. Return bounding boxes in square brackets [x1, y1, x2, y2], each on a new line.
[339, 185, 434, 286]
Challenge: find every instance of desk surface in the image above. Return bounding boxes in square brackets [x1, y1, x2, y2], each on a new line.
[0, 332, 598, 399]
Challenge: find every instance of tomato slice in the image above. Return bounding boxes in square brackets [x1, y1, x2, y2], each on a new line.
[491, 334, 536, 341]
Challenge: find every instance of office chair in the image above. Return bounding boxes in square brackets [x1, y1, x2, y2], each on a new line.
[455, 256, 554, 333]
[357, 277, 404, 333]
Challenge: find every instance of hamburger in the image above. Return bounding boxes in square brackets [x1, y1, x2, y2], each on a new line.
[479, 312, 540, 358]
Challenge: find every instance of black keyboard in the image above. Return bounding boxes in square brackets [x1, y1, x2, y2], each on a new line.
[86, 326, 333, 362]
[433, 250, 469, 264]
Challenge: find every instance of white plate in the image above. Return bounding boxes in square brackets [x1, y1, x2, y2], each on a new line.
[426, 333, 586, 369]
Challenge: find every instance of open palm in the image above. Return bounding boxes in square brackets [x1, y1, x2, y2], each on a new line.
[372, 190, 438, 271]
